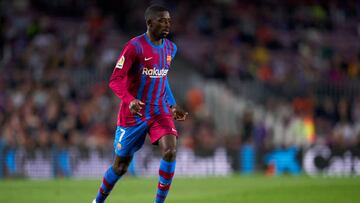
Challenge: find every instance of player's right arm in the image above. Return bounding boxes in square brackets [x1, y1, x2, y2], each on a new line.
[109, 43, 145, 116]
[109, 43, 137, 105]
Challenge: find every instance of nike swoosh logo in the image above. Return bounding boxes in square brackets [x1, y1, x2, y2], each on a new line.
[145, 57, 152, 61]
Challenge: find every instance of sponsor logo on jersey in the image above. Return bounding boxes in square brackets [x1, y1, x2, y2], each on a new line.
[115, 56, 125, 69]
[142, 67, 168, 78]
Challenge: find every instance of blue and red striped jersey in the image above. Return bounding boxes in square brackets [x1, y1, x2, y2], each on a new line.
[109, 33, 177, 127]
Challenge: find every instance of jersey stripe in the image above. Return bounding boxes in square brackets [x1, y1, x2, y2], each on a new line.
[165, 41, 171, 70]
[162, 96, 169, 114]
[135, 74, 147, 124]
[140, 77, 150, 122]
[162, 77, 169, 114]
[133, 41, 143, 55]
[161, 41, 166, 115]
[158, 45, 168, 114]
[168, 40, 174, 57]
[165, 41, 170, 112]
[159, 77, 166, 115]
[149, 78, 161, 116]
[164, 41, 168, 68]
[136, 74, 147, 100]
[164, 41, 172, 113]
[154, 77, 163, 115]
[159, 45, 163, 69]
[145, 78, 156, 119]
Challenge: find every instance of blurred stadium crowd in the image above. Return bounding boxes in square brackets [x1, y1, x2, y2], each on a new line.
[0, 0, 360, 177]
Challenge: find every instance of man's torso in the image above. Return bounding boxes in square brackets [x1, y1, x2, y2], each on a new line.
[117, 34, 177, 126]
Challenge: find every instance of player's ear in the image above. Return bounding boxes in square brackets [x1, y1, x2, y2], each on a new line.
[146, 19, 152, 28]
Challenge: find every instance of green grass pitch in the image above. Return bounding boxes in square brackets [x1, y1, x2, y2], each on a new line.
[1, 175, 359, 203]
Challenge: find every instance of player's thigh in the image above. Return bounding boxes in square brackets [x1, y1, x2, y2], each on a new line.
[148, 115, 178, 144]
[113, 122, 148, 156]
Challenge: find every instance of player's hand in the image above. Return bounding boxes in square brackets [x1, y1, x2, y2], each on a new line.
[129, 99, 145, 116]
[171, 105, 188, 121]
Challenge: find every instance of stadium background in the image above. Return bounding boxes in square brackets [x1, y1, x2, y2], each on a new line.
[0, 0, 360, 196]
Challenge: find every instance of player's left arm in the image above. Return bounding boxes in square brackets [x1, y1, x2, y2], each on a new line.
[166, 42, 188, 121]
[165, 78, 188, 121]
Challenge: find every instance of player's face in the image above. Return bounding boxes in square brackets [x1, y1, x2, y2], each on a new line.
[150, 11, 171, 39]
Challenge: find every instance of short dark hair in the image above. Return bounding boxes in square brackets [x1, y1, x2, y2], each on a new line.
[144, 5, 169, 21]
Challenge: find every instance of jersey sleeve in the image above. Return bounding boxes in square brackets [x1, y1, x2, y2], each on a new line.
[109, 43, 137, 104]
[171, 43, 177, 58]
[165, 77, 176, 107]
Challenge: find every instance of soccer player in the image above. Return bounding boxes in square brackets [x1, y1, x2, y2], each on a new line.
[92, 5, 188, 203]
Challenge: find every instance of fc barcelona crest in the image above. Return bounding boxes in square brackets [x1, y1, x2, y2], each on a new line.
[166, 55, 172, 65]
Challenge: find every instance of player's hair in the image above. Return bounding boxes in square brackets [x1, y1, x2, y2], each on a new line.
[144, 4, 169, 21]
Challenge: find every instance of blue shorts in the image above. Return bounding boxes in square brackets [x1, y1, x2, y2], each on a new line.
[113, 116, 178, 157]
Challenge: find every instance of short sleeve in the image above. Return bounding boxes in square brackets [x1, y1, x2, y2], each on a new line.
[171, 43, 177, 59]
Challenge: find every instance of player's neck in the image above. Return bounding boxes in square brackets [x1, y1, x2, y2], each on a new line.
[146, 32, 162, 46]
